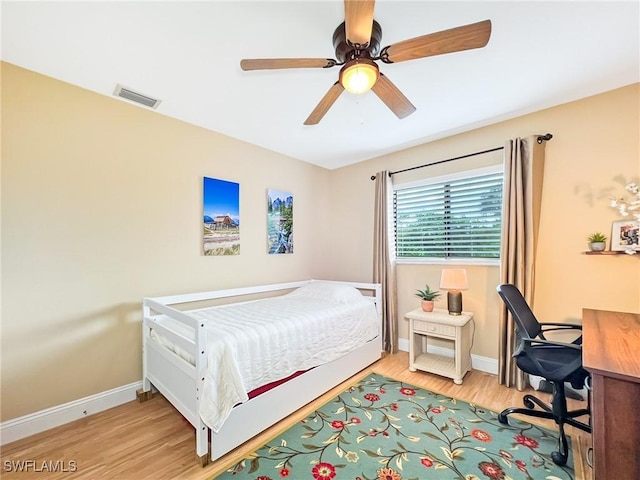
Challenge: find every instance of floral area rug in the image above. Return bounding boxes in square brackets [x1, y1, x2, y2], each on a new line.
[212, 373, 575, 480]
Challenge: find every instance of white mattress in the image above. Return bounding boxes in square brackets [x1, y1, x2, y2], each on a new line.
[150, 292, 379, 432]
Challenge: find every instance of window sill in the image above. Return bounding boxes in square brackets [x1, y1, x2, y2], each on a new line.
[396, 257, 500, 267]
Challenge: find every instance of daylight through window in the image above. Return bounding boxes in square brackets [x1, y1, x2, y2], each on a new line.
[394, 167, 503, 260]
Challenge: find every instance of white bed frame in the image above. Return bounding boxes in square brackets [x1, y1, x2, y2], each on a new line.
[141, 280, 382, 465]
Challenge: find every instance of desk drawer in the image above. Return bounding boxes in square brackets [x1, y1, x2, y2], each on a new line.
[413, 320, 455, 337]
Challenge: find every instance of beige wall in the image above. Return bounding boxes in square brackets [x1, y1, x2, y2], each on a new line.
[0, 63, 331, 421]
[2, 61, 639, 423]
[327, 83, 640, 360]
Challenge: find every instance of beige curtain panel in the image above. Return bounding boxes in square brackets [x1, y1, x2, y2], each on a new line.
[498, 136, 547, 390]
[373, 171, 398, 354]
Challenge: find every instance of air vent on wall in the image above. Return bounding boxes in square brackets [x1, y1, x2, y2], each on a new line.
[113, 84, 162, 109]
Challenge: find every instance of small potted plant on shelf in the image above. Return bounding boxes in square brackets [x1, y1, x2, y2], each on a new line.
[415, 285, 441, 312]
[587, 232, 607, 252]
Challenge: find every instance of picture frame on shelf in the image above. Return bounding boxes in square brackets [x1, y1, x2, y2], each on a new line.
[610, 220, 640, 252]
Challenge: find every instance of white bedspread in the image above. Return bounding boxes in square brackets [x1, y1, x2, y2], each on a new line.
[151, 293, 379, 432]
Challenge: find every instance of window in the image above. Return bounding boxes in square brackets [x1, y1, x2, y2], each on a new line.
[394, 166, 503, 262]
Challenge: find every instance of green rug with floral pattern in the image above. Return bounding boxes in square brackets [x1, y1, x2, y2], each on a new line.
[212, 373, 575, 480]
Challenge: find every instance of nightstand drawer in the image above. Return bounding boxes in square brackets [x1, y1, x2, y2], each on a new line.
[413, 320, 455, 337]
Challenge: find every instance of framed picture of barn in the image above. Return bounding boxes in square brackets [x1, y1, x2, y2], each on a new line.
[203, 177, 240, 255]
[267, 189, 293, 254]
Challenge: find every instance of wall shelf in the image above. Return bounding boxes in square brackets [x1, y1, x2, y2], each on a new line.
[583, 251, 637, 255]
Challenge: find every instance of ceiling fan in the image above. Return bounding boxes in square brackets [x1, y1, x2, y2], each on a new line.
[240, 0, 491, 125]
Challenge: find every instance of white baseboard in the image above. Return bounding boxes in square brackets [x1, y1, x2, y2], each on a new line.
[0, 381, 142, 446]
[398, 337, 498, 375]
[0, 344, 498, 446]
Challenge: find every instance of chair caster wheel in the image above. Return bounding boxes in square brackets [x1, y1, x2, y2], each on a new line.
[497, 413, 508, 425]
[551, 451, 567, 466]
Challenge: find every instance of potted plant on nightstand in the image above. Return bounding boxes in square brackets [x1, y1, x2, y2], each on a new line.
[587, 232, 607, 252]
[415, 285, 441, 312]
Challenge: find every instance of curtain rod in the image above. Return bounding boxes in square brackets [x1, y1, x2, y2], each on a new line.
[370, 133, 553, 180]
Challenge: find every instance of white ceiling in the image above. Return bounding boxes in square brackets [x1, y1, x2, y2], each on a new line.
[2, 1, 639, 169]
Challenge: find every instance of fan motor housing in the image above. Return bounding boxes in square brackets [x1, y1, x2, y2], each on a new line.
[333, 20, 382, 62]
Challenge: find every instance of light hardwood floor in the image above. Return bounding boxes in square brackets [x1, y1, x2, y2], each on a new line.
[1, 352, 592, 479]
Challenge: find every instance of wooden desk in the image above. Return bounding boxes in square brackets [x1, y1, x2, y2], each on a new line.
[582, 309, 640, 479]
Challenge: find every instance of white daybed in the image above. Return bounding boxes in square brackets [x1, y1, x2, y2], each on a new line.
[141, 279, 382, 465]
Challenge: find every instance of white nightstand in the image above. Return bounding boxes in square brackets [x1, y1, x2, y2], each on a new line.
[405, 308, 473, 384]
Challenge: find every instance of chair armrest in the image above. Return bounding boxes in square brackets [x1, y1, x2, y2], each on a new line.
[526, 338, 582, 350]
[525, 338, 582, 350]
[514, 337, 582, 357]
[539, 323, 583, 344]
[540, 322, 582, 332]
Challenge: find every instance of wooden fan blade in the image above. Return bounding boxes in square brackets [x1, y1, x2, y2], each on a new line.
[344, 0, 375, 46]
[304, 82, 345, 125]
[383, 19, 491, 63]
[371, 73, 416, 119]
[240, 58, 336, 71]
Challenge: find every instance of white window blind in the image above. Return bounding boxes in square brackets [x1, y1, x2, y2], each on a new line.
[394, 169, 503, 259]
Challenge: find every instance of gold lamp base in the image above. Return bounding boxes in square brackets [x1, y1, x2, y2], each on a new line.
[447, 290, 463, 315]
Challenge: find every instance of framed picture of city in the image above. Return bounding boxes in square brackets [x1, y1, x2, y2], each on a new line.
[203, 177, 240, 255]
[267, 189, 293, 254]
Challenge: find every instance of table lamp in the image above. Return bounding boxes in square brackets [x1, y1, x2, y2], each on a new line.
[440, 269, 468, 315]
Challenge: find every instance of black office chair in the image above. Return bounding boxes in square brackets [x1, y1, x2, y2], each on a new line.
[496, 284, 591, 466]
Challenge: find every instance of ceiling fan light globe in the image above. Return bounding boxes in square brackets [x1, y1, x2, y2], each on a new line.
[340, 59, 379, 95]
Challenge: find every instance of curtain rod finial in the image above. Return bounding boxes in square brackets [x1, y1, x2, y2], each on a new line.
[537, 133, 553, 144]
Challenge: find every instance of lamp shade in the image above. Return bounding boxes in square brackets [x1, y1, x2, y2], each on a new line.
[440, 269, 468, 291]
[339, 58, 379, 94]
